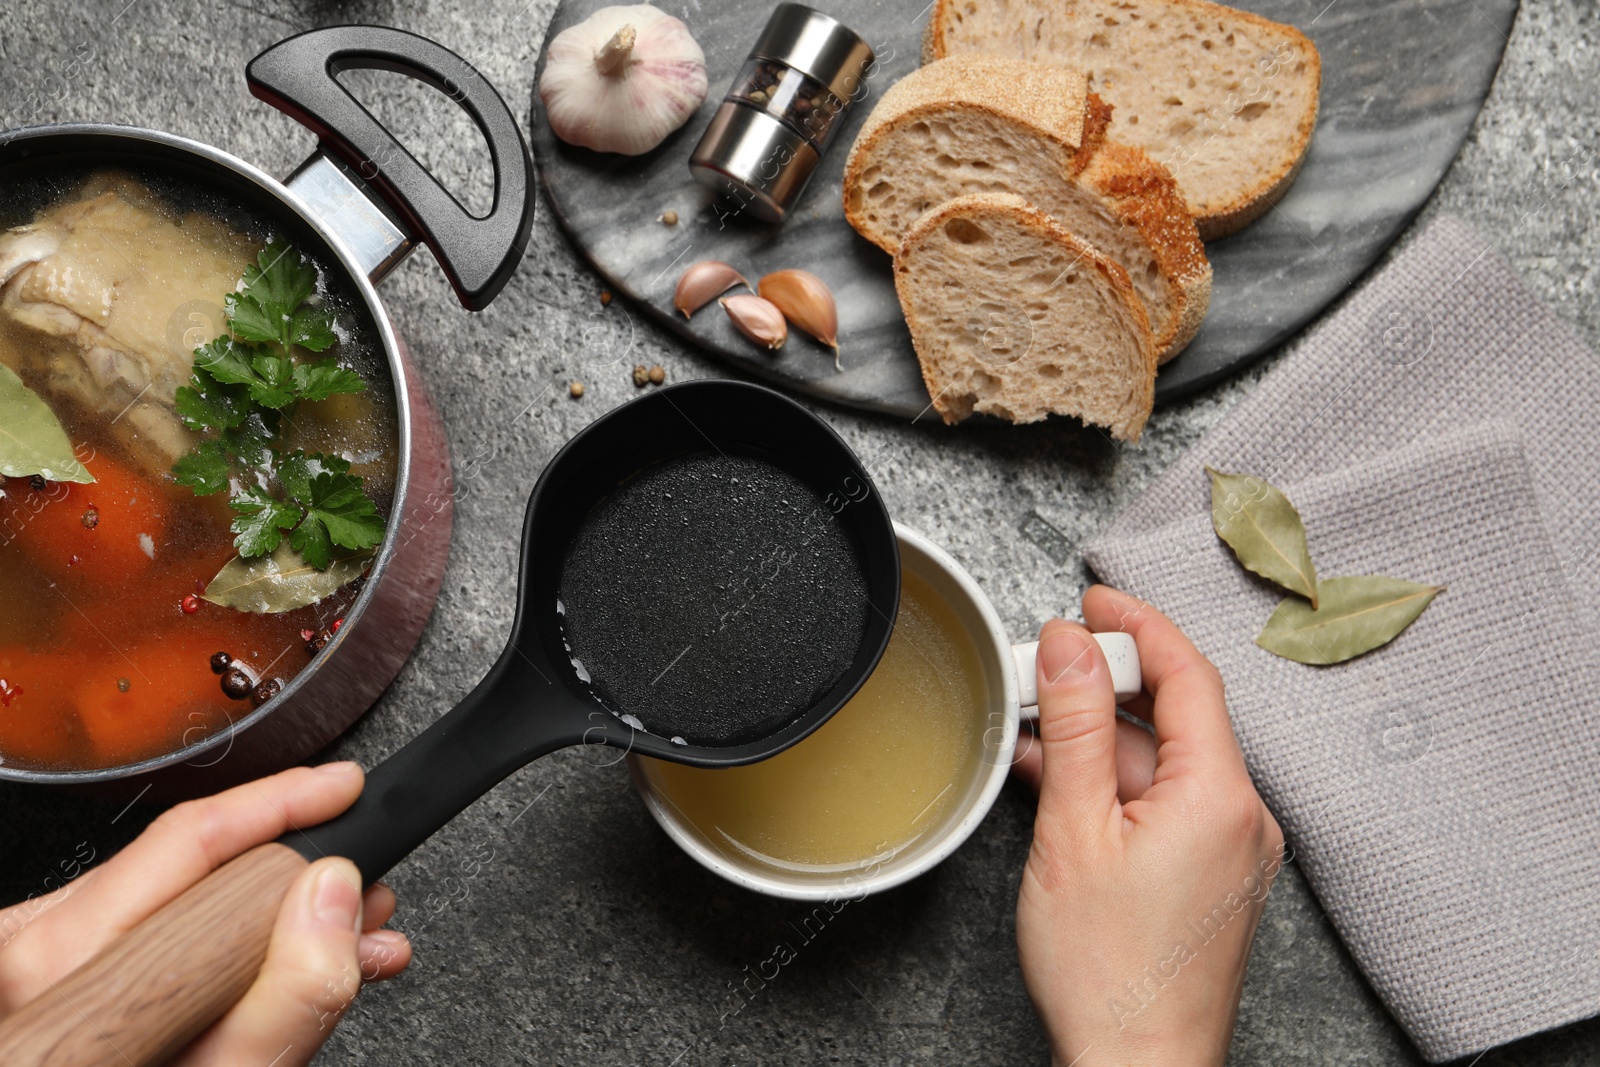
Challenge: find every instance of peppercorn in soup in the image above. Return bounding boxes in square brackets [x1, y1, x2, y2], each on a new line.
[0, 169, 397, 772]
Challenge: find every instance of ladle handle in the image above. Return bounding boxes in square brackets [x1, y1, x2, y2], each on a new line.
[0, 842, 306, 1067]
[281, 643, 592, 884]
[1013, 632, 1142, 718]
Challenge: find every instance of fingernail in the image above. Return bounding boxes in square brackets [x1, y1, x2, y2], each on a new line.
[361, 929, 408, 956]
[358, 929, 411, 978]
[1040, 629, 1094, 685]
[313, 862, 363, 933]
[317, 760, 361, 779]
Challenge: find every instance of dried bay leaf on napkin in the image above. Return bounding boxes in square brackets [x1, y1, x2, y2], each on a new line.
[1207, 467, 1318, 605]
[1255, 575, 1443, 665]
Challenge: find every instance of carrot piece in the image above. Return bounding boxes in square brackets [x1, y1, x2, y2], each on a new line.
[7, 454, 168, 589]
[0, 647, 84, 768]
[73, 629, 237, 766]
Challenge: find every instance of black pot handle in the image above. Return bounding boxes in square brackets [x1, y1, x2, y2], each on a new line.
[247, 26, 532, 311]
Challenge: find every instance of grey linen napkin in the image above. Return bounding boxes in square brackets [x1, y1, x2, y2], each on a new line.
[1082, 217, 1600, 1062]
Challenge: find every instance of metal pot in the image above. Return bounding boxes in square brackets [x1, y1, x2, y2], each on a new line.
[0, 26, 532, 797]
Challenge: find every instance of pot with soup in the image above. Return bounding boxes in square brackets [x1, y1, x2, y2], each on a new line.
[0, 26, 532, 794]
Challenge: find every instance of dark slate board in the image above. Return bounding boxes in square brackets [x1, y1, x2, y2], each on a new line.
[531, 0, 1518, 416]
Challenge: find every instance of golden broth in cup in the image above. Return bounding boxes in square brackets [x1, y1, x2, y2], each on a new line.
[640, 567, 988, 872]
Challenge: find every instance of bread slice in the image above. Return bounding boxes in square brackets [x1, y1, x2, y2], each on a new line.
[844, 55, 1210, 362]
[924, 0, 1321, 239]
[894, 194, 1155, 440]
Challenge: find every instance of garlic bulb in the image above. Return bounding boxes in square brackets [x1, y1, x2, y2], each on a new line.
[539, 5, 709, 156]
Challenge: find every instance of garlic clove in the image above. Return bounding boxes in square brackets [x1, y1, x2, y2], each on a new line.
[758, 269, 840, 368]
[721, 294, 788, 350]
[674, 260, 749, 318]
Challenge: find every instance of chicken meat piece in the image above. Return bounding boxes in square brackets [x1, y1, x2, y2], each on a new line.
[0, 173, 259, 478]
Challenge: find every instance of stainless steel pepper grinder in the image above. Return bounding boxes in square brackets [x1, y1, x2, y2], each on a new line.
[688, 4, 875, 224]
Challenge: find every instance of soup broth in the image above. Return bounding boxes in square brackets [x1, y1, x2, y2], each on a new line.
[639, 567, 988, 872]
[0, 168, 398, 772]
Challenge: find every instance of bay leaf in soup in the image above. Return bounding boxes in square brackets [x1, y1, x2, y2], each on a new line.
[1256, 576, 1444, 665]
[203, 542, 372, 613]
[1208, 467, 1317, 606]
[0, 364, 93, 483]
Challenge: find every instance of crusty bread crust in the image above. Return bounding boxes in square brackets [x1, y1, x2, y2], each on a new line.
[1077, 92, 1113, 176]
[925, 0, 1321, 240]
[894, 193, 1156, 440]
[1077, 140, 1211, 359]
[919, 3, 939, 66]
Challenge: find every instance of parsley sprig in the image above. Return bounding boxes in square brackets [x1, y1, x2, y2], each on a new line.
[172, 241, 386, 570]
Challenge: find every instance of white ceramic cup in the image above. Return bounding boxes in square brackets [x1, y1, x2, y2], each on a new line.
[629, 523, 1141, 900]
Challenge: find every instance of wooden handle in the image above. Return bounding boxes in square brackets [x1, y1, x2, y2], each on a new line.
[0, 842, 308, 1066]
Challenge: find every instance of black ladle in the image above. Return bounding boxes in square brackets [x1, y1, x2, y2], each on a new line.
[0, 380, 899, 1067]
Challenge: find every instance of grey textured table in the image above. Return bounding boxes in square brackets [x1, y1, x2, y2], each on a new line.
[0, 2, 1596, 1064]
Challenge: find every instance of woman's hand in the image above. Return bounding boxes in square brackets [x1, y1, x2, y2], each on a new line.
[0, 763, 411, 1066]
[1013, 586, 1286, 1067]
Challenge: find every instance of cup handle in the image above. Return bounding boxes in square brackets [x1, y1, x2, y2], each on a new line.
[1013, 633, 1142, 722]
